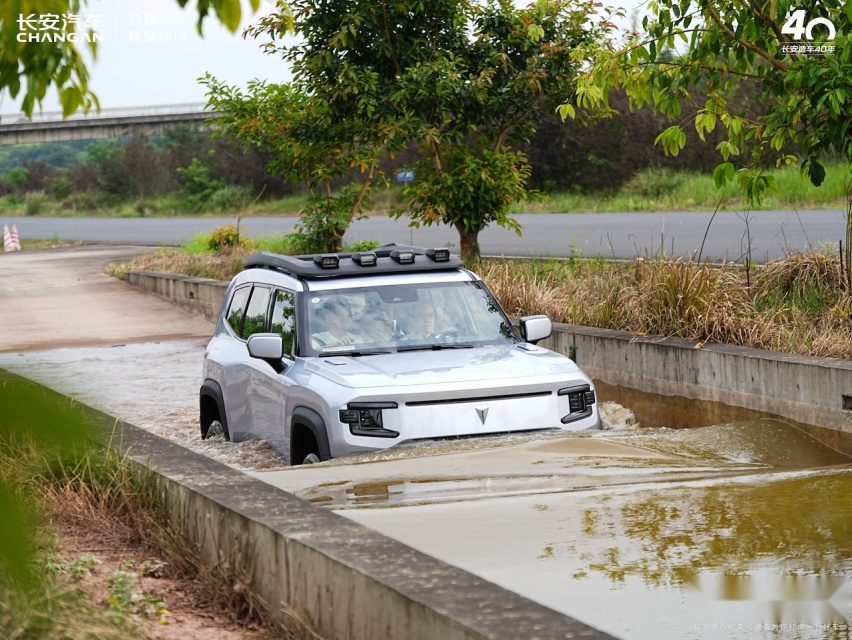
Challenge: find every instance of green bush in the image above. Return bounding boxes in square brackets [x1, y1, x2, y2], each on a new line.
[50, 175, 72, 200]
[25, 191, 49, 216]
[207, 185, 252, 212]
[622, 168, 689, 198]
[176, 158, 224, 203]
[207, 224, 246, 252]
[182, 232, 213, 255]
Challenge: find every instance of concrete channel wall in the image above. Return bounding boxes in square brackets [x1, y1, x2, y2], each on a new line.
[4, 374, 610, 640]
[126, 270, 852, 455]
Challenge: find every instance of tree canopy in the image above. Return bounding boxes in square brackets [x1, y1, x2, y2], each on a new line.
[0, 0, 266, 116]
[565, 0, 852, 276]
[215, 0, 618, 263]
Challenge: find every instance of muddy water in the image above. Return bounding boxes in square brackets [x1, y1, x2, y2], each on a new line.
[2, 340, 851, 639]
[0, 339, 285, 470]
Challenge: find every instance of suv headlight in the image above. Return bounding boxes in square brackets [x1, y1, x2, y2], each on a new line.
[558, 384, 596, 424]
[339, 402, 399, 438]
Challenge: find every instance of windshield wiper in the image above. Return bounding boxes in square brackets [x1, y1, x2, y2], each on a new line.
[397, 343, 474, 352]
[318, 349, 392, 357]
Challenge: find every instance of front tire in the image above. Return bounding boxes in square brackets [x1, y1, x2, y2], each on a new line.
[201, 394, 230, 440]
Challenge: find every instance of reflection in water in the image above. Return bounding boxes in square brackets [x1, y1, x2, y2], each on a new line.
[575, 471, 852, 582]
[335, 424, 852, 640]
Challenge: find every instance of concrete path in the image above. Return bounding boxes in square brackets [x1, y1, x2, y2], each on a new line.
[0, 245, 213, 352]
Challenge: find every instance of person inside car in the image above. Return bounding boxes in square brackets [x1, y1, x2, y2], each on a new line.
[311, 298, 363, 348]
[362, 304, 403, 343]
[406, 300, 439, 339]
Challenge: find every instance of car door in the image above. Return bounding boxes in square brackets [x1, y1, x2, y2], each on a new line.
[237, 285, 287, 447]
[251, 288, 299, 454]
[217, 283, 253, 440]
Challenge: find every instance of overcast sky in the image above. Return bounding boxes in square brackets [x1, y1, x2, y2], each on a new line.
[0, 0, 645, 117]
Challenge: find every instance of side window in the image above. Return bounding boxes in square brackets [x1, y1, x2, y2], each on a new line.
[241, 286, 271, 339]
[226, 286, 251, 335]
[270, 289, 297, 356]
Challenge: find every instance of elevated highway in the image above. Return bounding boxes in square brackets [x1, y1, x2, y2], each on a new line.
[0, 103, 217, 144]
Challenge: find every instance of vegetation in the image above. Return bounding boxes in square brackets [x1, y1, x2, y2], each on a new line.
[0, 126, 292, 215]
[207, 0, 622, 265]
[0, 377, 315, 639]
[568, 0, 852, 283]
[513, 163, 849, 213]
[485, 253, 852, 360]
[1, 0, 268, 117]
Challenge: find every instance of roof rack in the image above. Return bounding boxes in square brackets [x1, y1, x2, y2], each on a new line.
[243, 243, 464, 279]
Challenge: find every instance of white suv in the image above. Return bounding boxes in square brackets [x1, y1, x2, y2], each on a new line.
[200, 244, 600, 464]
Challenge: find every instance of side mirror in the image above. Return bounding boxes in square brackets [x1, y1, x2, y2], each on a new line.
[519, 315, 552, 344]
[247, 333, 284, 360]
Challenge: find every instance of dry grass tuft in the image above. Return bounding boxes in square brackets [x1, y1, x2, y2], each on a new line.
[110, 248, 254, 281]
[483, 252, 851, 359]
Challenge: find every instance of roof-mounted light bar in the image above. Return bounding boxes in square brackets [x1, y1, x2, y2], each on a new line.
[390, 249, 416, 264]
[426, 247, 451, 262]
[243, 245, 464, 278]
[313, 254, 340, 269]
[352, 251, 378, 267]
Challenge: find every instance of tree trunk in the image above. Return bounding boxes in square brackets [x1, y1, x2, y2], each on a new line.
[455, 222, 482, 270]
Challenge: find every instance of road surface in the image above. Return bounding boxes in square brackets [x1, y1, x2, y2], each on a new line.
[3, 208, 847, 263]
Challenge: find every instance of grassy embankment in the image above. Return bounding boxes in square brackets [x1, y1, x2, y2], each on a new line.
[1, 164, 850, 218]
[0, 380, 316, 640]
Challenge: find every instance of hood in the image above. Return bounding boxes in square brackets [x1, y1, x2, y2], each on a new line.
[304, 344, 583, 389]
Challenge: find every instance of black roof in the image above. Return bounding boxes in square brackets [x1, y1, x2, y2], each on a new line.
[243, 244, 465, 279]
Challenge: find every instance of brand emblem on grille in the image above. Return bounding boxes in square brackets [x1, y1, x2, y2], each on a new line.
[475, 407, 489, 425]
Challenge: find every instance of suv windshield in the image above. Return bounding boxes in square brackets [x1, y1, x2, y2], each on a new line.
[305, 281, 518, 355]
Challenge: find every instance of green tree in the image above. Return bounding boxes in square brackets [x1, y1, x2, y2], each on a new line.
[203, 78, 384, 253]
[237, 0, 615, 265]
[0, 0, 268, 117]
[565, 0, 852, 282]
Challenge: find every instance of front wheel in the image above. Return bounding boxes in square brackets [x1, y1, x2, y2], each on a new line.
[201, 394, 230, 441]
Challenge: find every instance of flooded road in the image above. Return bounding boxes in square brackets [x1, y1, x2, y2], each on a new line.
[2, 339, 851, 639]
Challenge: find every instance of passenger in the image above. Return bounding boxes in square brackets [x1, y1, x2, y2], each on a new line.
[362, 305, 402, 343]
[311, 298, 363, 348]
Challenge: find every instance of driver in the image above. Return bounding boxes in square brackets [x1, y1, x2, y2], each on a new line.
[407, 300, 439, 340]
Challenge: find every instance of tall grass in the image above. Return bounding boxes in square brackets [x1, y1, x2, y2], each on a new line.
[482, 253, 852, 359]
[111, 239, 852, 359]
[515, 163, 849, 213]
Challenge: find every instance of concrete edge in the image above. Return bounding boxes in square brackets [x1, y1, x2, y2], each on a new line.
[2, 370, 616, 640]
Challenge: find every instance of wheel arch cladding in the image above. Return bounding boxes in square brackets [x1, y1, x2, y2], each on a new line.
[291, 405, 331, 461]
[200, 379, 229, 439]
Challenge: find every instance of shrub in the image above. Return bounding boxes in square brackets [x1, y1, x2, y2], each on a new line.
[622, 168, 689, 198]
[207, 185, 252, 212]
[61, 191, 98, 213]
[25, 191, 49, 215]
[49, 175, 72, 200]
[207, 224, 247, 252]
[177, 158, 224, 203]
